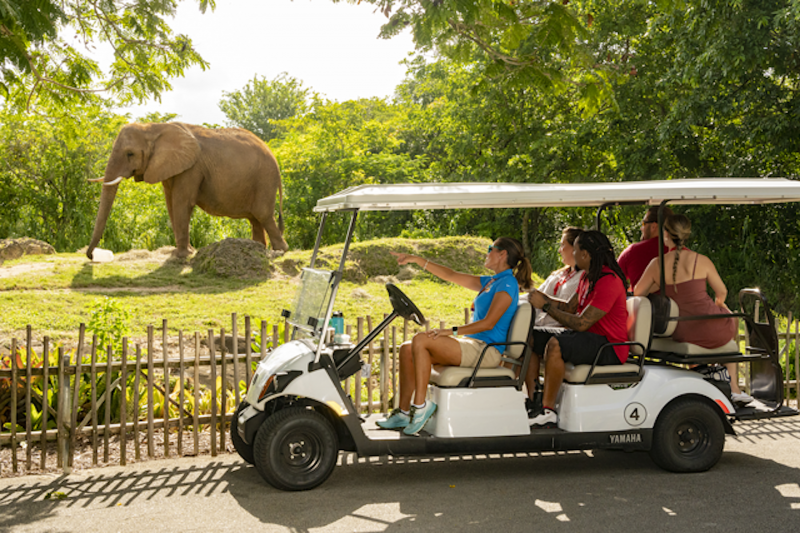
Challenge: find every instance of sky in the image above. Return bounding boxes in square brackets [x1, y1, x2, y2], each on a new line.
[119, 0, 417, 125]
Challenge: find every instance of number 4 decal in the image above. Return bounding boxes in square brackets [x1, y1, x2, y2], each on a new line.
[624, 403, 646, 426]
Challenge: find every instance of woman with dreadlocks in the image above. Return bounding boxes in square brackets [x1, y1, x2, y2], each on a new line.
[527, 230, 629, 427]
[634, 214, 749, 403]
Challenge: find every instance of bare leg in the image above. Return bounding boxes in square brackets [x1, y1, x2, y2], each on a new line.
[397, 342, 415, 411]
[524, 353, 542, 399]
[726, 362, 742, 394]
[410, 332, 462, 406]
[541, 337, 565, 409]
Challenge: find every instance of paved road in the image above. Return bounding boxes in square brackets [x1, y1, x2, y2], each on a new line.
[1, 418, 799, 533]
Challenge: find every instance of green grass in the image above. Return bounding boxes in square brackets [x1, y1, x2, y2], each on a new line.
[0, 237, 545, 345]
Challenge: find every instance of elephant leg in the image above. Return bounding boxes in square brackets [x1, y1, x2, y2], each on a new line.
[256, 214, 289, 251]
[171, 198, 196, 258]
[249, 218, 268, 246]
[162, 184, 175, 231]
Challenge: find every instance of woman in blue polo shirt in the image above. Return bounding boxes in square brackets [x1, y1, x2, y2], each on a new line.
[377, 237, 533, 435]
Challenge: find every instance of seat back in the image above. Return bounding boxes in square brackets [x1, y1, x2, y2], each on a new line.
[649, 294, 679, 337]
[626, 296, 651, 355]
[505, 299, 533, 359]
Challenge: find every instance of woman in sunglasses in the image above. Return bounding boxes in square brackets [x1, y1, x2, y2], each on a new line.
[377, 238, 533, 435]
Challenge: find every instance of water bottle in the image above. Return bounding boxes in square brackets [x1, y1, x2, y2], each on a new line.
[330, 311, 344, 335]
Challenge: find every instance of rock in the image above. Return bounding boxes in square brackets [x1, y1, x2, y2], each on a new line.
[0, 238, 56, 262]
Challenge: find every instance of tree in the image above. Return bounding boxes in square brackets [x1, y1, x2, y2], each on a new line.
[0, 0, 214, 109]
[219, 73, 312, 142]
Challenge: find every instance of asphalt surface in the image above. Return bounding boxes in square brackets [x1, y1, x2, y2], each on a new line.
[1, 417, 799, 533]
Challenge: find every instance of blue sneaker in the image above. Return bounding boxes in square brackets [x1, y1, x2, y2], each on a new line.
[403, 401, 437, 435]
[376, 408, 410, 429]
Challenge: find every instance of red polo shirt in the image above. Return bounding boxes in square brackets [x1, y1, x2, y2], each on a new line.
[618, 237, 666, 289]
[576, 268, 629, 363]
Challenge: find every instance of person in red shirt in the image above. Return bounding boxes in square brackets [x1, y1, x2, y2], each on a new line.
[618, 206, 673, 289]
[528, 231, 629, 427]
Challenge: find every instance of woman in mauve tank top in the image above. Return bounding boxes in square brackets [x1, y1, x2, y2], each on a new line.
[633, 214, 752, 404]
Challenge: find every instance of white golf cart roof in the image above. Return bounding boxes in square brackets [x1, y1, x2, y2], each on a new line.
[314, 178, 800, 212]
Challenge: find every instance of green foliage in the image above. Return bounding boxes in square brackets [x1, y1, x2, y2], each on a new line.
[219, 73, 313, 142]
[87, 297, 132, 354]
[0, 1, 215, 109]
[0, 100, 127, 251]
[273, 97, 429, 248]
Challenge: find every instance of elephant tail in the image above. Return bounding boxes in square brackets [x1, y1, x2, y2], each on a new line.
[278, 177, 285, 234]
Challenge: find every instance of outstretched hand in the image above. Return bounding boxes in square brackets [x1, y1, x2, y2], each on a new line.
[390, 251, 418, 266]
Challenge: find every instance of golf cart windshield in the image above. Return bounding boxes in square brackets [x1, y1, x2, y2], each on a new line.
[286, 267, 336, 341]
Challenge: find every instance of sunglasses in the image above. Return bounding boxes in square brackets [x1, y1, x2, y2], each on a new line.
[487, 245, 502, 254]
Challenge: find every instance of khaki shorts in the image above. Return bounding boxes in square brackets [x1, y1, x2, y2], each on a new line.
[457, 337, 502, 368]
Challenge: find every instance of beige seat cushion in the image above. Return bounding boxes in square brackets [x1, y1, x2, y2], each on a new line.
[564, 362, 642, 384]
[626, 297, 651, 355]
[430, 365, 516, 387]
[650, 338, 739, 356]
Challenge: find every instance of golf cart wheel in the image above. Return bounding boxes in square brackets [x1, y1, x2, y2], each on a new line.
[649, 397, 725, 473]
[231, 402, 255, 465]
[253, 406, 339, 491]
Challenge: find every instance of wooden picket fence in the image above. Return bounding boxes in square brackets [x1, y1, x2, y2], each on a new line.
[1, 310, 798, 477]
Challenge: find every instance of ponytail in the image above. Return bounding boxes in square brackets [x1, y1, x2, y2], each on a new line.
[494, 237, 533, 291]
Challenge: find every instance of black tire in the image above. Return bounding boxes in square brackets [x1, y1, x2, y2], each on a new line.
[649, 397, 725, 473]
[253, 407, 339, 491]
[231, 402, 255, 465]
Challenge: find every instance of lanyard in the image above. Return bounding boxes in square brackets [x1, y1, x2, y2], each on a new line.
[552, 268, 577, 296]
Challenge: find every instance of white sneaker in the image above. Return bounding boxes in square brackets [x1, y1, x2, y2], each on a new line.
[731, 391, 754, 404]
[529, 408, 558, 427]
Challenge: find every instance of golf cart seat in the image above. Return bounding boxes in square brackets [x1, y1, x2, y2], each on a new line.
[563, 296, 648, 384]
[430, 299, 532, 388]
[636, 294, 743, 362]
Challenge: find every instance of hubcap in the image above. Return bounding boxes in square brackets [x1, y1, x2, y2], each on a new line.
[675, 421, 707, 454]
[279, 430, 323, 473]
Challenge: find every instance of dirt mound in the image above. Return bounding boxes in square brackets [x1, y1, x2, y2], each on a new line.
[0, 238, 56, 264]
[191, 238, 283, 278]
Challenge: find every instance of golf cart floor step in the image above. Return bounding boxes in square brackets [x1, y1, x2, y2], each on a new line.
[733, 400, 798, 421]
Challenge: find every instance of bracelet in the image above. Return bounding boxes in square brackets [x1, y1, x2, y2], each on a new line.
[422, 259, 429, 271]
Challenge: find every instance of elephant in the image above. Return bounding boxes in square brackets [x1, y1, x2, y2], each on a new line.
[87, 122, 289, 260]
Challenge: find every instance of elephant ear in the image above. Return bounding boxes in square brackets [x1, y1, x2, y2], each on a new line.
[143, 123, 201, 184]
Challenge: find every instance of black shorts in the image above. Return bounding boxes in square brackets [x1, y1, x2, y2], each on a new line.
[531, 329, 557, 357]
[552, 330, 621, 366]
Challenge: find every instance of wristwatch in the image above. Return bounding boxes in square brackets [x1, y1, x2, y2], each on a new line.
[542, 302, 552, 314]
[452, 326, 459, 337]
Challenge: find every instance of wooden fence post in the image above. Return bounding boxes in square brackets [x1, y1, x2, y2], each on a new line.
[220, 327, 227, 452]
[10, 338, 17, 473]
[245, 316, 252, 388]
[193, 332, 200, 457]
[367, 315, 374, 414]
[392, 326, 398, 409]
[40, 337, 50, 471]
[786, 312, 793, 406]
[134, 344, 142, 461]
[147, 326, 155, 458]
[58, 348, 71, 474]
[104, 345, 112, 463]
[356, 317, 363, 414]
[380, 319, 389, 413]
[120, 338, 128, 466]
[232, 314, 240, 406]
[25, 327, 33, 471]
[209, 329, 217, 457]
[69, 324, 84, 468]
[163, 319, 170, 458]
[178, 330, 184, 457]
[90, 337, 98, 465]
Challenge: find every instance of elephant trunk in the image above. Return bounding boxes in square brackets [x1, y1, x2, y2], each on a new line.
[86, 181, 119, 260]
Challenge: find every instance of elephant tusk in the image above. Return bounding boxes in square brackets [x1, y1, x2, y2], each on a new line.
[103, 176, 124, 186]
[87, 176, 105, 182]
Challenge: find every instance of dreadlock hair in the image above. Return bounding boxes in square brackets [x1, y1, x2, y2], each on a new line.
[575, 230, 628, 294]
[494, 237, 534, 291]
[664, 214, 692, 293]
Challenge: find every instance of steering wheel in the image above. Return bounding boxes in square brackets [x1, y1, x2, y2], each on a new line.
[386, 283, 426, 326]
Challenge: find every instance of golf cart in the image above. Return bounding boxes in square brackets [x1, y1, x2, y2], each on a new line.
[232, 179, 800, 491]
